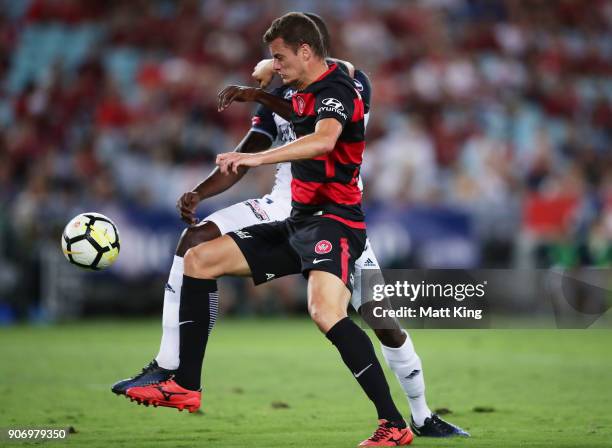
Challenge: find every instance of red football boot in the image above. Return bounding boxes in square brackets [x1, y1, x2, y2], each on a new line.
[358, 419, 414, 446]
[126, 379, 201, 413]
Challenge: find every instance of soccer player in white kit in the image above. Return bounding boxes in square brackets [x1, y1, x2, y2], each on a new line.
[112, 13, 468, 438]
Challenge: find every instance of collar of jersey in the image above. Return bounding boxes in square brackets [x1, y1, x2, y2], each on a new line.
[314, 63, 337, 83]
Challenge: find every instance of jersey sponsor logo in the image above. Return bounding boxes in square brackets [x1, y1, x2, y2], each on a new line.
[353, 79, 364, 91]
[321, 98, 344, 111]
[234, 230, 252, 239]
[244, 199, 270, 221]
[295, 95, 306, 115]
[317, 97, 348, 120]
[317, 106, 347, 119]
[315, 240, 333, 254]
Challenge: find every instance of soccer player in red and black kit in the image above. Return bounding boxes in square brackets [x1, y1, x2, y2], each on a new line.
[131, 13, 412, 446]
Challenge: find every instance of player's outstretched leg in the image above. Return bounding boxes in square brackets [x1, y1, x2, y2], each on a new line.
[125, 235, 249, 412]
[358, 301, 469, 437]
[111, 222, 220, 402]
[307, 271, 413, 446]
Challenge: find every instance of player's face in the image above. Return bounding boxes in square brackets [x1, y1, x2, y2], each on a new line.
[269, 38, 305, 86]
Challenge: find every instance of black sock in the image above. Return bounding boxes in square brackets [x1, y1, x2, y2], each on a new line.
[174, 275, 219, 391]
[326, 317, 404, 424]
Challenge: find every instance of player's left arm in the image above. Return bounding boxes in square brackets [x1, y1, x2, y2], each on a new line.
[235, 58, 358, 120]
[218, 85, 292, 121]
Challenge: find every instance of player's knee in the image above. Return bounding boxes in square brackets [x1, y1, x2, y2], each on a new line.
[307, 300, 323, 325]
[373, 328, 406, 348]
[183, 243, 223, 279]
[183, 246, 203, 276]
[176, 222, 221, 257]
[308, 294, 346, 332]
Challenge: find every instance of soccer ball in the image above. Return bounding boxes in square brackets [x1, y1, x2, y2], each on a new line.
[61, 212, 120, 270]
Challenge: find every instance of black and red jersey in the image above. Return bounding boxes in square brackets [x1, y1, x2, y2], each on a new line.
[290, 64, 366, 227]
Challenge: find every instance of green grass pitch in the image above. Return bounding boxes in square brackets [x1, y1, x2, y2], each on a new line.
[1, 318, 611, 447]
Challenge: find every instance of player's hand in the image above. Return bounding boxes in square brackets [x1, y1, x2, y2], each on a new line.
[252, 59, 275, 88]
[216, 152, 262, 175]
[176, 191, 202, 225]
[217, 85, 260, 111]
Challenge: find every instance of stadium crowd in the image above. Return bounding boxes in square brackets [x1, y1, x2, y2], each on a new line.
[1, 0, 611, 318]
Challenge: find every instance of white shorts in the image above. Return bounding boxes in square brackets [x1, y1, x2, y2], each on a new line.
[206, 196, 380, 312]
[204, 196, 291, 235]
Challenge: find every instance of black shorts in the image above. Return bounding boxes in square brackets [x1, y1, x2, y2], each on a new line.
[227, 216, 366, 293]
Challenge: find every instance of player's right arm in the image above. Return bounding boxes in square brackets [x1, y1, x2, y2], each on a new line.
[217, 79, 358, 174]
[177, 130, 272, 225]
[216, 118, 342, 174]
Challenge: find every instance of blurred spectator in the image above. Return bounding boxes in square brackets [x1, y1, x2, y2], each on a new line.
[1, 0, 610, 319]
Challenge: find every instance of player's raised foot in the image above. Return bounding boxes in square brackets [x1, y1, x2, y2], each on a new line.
[111, 360, 175, 396]
[126, 379, 201, 413]
[358, 419, 413, 446]
[410, 414, 470, 437]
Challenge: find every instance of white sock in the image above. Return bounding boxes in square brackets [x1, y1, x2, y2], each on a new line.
[381, 330, 432, 427]
[155, 255, 184, 370]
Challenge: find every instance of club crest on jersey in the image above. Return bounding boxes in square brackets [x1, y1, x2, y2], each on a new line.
[315, 240, 333, 254]
[295, 95, 306, 115]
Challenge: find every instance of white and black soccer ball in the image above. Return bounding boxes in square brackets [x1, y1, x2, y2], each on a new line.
[61, 212, 120, 270]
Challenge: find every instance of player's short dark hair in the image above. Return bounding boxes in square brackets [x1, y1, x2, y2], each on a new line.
[263, 12, 326, 59]
[304, 13, 330, 53]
